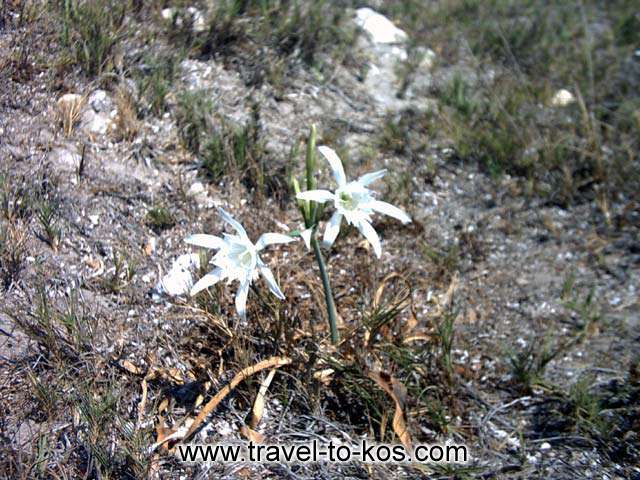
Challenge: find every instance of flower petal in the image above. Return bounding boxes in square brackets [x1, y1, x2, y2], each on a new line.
[322, 211, 343, 248]
[185, 234, 225, 250]
[259, 265, 285, 300]
[218, 208, 248, 238]
[190, 267, 224, 296]
[300, 227, 313, 250]
[357, 220, 382, 258]
[235, 279, 250, 319]
[357, 169, 387, 186]
[296, 189, 335, 203]
[318, 146, 346, 187]
[255, 232, 296, 251]
[369, 200, 412, 224]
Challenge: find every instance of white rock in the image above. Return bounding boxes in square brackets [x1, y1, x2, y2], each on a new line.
[160, 7, 175, 21]
[154, 253, 200, 297]
[187, 182, 205, 196]
[492, 428, 508, 439]
[161, 6, 207, 33]
[550, 89, 575, 107]
[48, 146, 81, 168]
[81, 109, 113, 135]
[507, 436, 521, 449]
[351, 9, 434, 111]
[88, 214, 100, 225]
[355, 8, 407, 44]
[187, 7, 207, 33]
[88, 90, 112, 112]
[417, 46, 437, 70]
[540, 442, 552, 451]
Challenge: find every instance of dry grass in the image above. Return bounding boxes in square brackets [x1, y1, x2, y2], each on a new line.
[57, 93, 85, 137]
[113, 84, 140, 142]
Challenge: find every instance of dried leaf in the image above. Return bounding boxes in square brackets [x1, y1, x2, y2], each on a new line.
[403, 334, 434, 344]
[313, 368, 335, 385]
[158, 398, 169, 414]
[179, 357, 291, 444]
[247, 369, 277, 430]
[153, 417, 193, 452]
[441, 273, 459, 310]
[166, 368, 186, 384]
[239, 424, 265, 443]
[155, 417, 175, 453]
[367, 370, 412, 451]
[137, 376, 149, 426]
[120, 359, 143, 375]
[144, 237, 156, 256]
[85, 256, 104, 274]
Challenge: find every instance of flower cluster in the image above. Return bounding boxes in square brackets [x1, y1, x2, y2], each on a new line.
[186, 145, 411, 320]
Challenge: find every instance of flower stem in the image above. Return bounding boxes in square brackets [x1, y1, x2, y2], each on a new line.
[311, 233, 339, 344]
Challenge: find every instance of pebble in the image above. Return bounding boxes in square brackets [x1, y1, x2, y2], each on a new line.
[550, 89, 575, 107]
[187, 182, 205, 196]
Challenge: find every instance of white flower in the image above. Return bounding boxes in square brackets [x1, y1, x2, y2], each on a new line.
[186, 208, 295, 319]
[296, 146, 411, 258]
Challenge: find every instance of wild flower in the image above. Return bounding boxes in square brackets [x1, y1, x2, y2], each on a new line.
[187, 208, 294, 318]
[296, 146, 411, 258]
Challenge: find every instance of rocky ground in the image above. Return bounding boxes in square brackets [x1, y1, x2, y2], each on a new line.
[1, 2, 639, 479]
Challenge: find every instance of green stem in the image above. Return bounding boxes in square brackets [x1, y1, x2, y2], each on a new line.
[311, 234, 339, 344]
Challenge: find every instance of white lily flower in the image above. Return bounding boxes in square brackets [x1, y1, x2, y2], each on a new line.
[296, 146, 411, 258]
[186, 208, 295, 319]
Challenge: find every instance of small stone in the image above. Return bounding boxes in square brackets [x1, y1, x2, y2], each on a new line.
[186, 7, 207, 33]
[81, 109, 113, 135]
[550, 89, 575, 107]
[88, 214, 100, 225]
[188, 182, 205, 196]
[540, 442, 551, 451]
[161, 7, 175, 21]
[48, 146, 81, 168]
[88, 90, 112, 112]
[417, 46, 437, 70]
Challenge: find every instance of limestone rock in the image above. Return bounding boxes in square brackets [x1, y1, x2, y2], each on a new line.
[81, 109, 114, 136]
[355, 8, 407, 44]
[153, 253, 201, 297]
[352, 8, 435, 112]
[88, 89, 113, 112]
